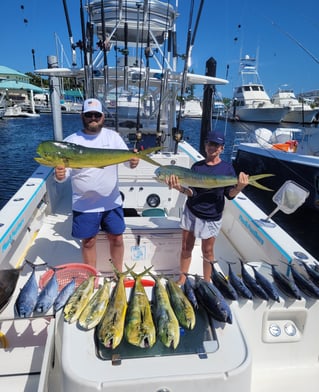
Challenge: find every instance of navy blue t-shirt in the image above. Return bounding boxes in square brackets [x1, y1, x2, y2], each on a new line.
[186, 159, 236, 221]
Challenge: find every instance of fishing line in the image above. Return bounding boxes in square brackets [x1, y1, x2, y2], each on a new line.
[271, 20, 319, 65]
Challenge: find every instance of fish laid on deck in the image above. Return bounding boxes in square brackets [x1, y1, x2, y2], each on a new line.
[240, 260, 269, 301]
[247, 264, 280, 302]
[96, 269, 129, 349]
[155, 165, 274, 191]
[14, 265, 38, 318]
[194, 275, 232, 324]
[78, 278, 111, 330]
[150, 273, 180, 349]
[64, 275, 95, 323]
[226, 262, 253, 300]
[165, 277, 196, 330]
[125, 269, 156, 348]
[53, 278, 76, 312]
[34, 141, 161, 168]
[35, 270, 59, 313]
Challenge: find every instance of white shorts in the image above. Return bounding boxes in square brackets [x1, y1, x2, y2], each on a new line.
[180, 205, 222, 240]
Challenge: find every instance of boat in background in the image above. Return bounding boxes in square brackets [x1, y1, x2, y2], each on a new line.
[229, 55, 289, 123]
[233, 126, 319, 210]
[181, 98, 203, 118]
[4, 103, 40, 118]
[1, 2, 319, 392]
[271, 86, 318, 124]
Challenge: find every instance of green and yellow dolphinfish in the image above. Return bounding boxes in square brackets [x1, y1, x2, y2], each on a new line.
[155, 165, 274, 191]
[63, 275, 95, 324]
[150, 272, 180, 349]
[78, 278, 111, 330]
[34, 141, 161, 168]
[96, 267, 131, 349]
[125, 267, 156, 348]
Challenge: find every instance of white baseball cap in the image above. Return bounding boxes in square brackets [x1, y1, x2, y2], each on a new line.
[82, 98, 103, 114]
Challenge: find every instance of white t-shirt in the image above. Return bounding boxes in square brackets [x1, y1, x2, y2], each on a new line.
[64, 128, 128, 212]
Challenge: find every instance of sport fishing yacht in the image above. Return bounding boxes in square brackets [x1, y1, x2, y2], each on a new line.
[229, 55, 289, 123]
[0, 2, 318, 392]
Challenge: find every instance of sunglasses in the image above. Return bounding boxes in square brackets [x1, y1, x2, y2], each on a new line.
[83, 112, 103, 119]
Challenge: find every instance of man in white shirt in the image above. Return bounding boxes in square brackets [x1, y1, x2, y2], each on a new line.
[55, 98, 139, 271]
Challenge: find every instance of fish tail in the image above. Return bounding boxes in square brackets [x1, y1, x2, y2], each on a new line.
[138, 147, 162, 167]
[248, 174, 274, 191]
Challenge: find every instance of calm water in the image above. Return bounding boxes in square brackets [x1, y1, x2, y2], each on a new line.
[0, 115, 318, 259]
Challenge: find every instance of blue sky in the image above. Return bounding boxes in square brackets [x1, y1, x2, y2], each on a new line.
[1, 0, 318, 98]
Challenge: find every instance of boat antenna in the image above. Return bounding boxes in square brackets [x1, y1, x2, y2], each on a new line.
[61, 0, 77, 66]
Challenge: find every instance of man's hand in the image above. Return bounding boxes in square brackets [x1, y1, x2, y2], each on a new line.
[55, 165, 66, 181]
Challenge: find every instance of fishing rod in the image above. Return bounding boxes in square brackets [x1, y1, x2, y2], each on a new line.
[100, 0, 109, 106]
[61, 0, 77, 66]
[175, 0, 204, 153]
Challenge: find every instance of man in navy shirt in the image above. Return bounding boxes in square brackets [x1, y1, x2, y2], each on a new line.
[167, 132, 249, 284]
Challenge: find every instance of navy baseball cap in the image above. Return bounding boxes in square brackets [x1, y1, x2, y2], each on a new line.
[206, 132, 225, 145]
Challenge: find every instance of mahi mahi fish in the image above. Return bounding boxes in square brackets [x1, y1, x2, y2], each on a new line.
[125, 268, 156, 348]
[64, 275, 95, 323]
[96, 267, 131, 349]
[34, 141, 161, 168]
[78, 278, 111, 330]
[150, 272, 180, 349]
[165, 277, 196, 330]
[155, 165, 274, 191]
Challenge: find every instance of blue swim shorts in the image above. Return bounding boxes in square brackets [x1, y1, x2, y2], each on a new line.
[72, 206, 126, 239]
